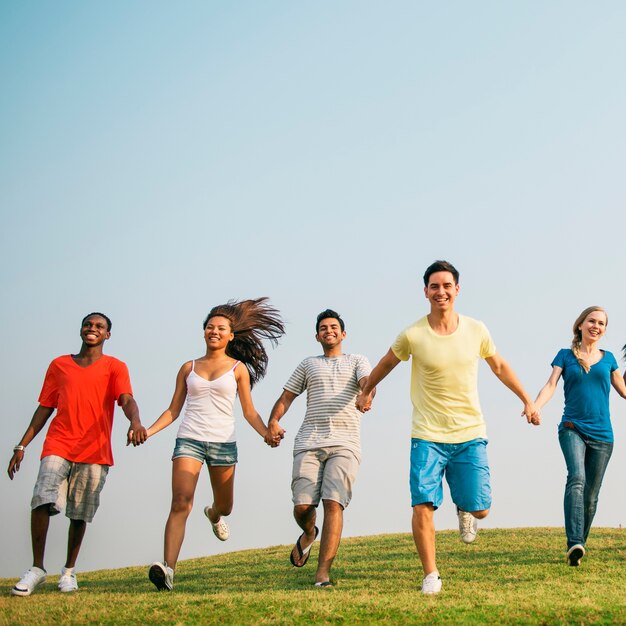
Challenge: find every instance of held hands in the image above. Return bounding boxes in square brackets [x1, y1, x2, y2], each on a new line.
[522, 403, 541, 426]
[126, 419, 149, 447]
[355, 390, 373, 413]
[264, 419, 285, 448]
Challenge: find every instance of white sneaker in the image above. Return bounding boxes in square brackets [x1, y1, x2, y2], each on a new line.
[457, 507, 478, 544]
[11, 567, 47, 596]
[58, 568, 78, 593]
[148, 562, 174, 591]
[566, 544, 585, 567]
[421, 571, 442, 595]
[204, 506, 230, 541]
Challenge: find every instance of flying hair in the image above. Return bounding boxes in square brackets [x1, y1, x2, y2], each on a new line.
[203, 298, 285, 388]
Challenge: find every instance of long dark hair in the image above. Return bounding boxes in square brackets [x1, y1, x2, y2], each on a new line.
[203, 298, 285, 387]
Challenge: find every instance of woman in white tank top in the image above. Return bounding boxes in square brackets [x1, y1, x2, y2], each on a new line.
[143, 298, 284, 591]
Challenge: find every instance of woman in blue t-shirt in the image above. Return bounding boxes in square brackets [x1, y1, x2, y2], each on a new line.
[534, 306, 626, 566]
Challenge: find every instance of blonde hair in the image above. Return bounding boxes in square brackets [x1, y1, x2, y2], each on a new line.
[571, 306, 608, 373]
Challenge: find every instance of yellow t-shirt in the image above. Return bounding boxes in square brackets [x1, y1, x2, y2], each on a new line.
[391, 315, 496, 443]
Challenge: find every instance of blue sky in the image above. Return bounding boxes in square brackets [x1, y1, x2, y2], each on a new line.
[1, 1, 626, 578]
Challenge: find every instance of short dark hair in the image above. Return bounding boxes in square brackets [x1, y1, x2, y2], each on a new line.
[423, 260, 459, 286]
[316, 309, 345, 333]
[82, 312, 112, 331]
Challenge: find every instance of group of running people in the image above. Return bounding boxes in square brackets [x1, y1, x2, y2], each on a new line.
[8, 260, 626, 596]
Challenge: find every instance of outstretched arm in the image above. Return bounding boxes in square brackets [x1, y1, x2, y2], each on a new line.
[485, 353, 540, 425]
[355, 349, 400, 412]
[267, 389, 298, 447]
[142, 363, 190, 440]
[7, 405, 54, 479]
[236, 365, 271, 442]
[610, 369, 626, 399]
[533, 366, 563, 411]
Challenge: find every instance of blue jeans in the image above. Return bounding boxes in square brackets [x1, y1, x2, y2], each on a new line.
[558, 427, 613, 548]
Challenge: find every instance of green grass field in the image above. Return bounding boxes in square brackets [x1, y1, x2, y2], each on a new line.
[1, 528, 625, 625]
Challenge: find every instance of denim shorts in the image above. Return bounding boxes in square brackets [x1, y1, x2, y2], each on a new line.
[410, 438, 491, 511]
[172, 438, 238, 466]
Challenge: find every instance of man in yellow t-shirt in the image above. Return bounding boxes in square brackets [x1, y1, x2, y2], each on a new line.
[356, 260, 539, 595]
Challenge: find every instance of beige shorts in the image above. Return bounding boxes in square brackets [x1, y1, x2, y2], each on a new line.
[291, 447, 360, 508]
[31, 455, 109, 523]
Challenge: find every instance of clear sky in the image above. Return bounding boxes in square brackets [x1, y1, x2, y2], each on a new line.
[1, 1, 625, 578]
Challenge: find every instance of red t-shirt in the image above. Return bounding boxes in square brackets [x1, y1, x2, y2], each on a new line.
[38, 354, 133, 465]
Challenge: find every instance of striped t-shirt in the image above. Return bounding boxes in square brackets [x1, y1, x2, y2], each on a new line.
[284, 354, 372, 459]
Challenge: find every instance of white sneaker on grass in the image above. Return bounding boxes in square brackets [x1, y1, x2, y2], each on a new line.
[566, 544, 585, 566]
[204, 506, 230, 541]
[58, 568, 78, 593]
[149, 562, 174, 591]
[11, 566, 47, 596]
[421, 571, 442, 595]
[457, 507, 478, 544]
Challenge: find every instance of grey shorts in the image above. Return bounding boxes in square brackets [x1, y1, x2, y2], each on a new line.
[291, 447, 360, 509]
[31, 455, 109, 523]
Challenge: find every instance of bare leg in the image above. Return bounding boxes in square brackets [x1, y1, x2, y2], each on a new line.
[315, 499, 343, 583]
[31, 505, 51, 570]
[205, 465, 235, 523]
[65, 519, 87, 568]
[471, 509, 489, 519]
[163, 457, 203, 570]
[291, 504, 317, 566]
[412, 504, 437, 575]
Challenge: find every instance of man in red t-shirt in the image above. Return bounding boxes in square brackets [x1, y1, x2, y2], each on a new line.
[7, 312, 148, 597]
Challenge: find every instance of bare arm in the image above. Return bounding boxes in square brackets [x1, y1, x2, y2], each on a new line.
[267, 389, 298, 446]
[236, 364, 269, 441]
[144, 363, 190, 439]
[485, 353, 540, 425]
[610, 369, 626, 399]
[355, 349, 400, 412]
[7, 405, 55, 480]
[120, 394, 147, 446]
[533, 366, 563, 411]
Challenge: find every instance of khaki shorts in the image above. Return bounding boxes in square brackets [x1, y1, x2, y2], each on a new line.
[31, 455, 109, 523]
[291, 447, 360, 508]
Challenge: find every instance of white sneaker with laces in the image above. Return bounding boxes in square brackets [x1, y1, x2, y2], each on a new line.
[421, 571, 442, 595]
[11, 566, 47, 596]
[148, 562, 174, 591]
[204, 506, 230, 541]
[58, 568, 78, 593]
[457, 507, 478, 544]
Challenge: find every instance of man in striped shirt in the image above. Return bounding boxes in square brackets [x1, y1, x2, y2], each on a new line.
[267, 309, 372, 588]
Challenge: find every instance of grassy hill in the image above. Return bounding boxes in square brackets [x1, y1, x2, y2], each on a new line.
[1, 528, 625, 625]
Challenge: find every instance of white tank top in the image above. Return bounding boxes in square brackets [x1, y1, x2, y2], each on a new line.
[176, 361, 239, 443]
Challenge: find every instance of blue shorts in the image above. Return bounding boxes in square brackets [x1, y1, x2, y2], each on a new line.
[172, 438, 238, 466]
[410, 438, 491, 511]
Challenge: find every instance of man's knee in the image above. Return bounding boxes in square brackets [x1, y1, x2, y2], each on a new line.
[321, 499, 344, 512]
[293, 503, 316, 523]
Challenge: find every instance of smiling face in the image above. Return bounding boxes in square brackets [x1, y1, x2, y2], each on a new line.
[578, 310, 607, 343]
[80, 315, 111, 346]
[315, 317, 346, 349]
[204, 315, 234, 350]
[424, 270, 460, 313]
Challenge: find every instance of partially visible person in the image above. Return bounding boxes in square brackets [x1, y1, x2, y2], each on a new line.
[533, 306, 626, 566]
[267, 309, 372, 587]
[145, 298, 284, 591]
[7, 312, 147, 597]
[356, 260, 539, 595]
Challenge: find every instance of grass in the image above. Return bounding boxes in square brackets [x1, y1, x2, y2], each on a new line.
[1, 528, 625, 625]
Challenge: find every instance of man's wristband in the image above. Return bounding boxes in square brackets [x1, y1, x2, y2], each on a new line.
[13, 445, 25, 453]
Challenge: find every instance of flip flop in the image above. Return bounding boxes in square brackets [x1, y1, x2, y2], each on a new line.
[289, 526, 319, 567]
[314, 581, 334, 588]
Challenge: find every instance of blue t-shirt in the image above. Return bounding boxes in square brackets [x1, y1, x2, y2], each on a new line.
[552, 348, 618, 442]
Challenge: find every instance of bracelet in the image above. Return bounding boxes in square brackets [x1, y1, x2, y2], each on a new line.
[13, 445, 25, 452]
